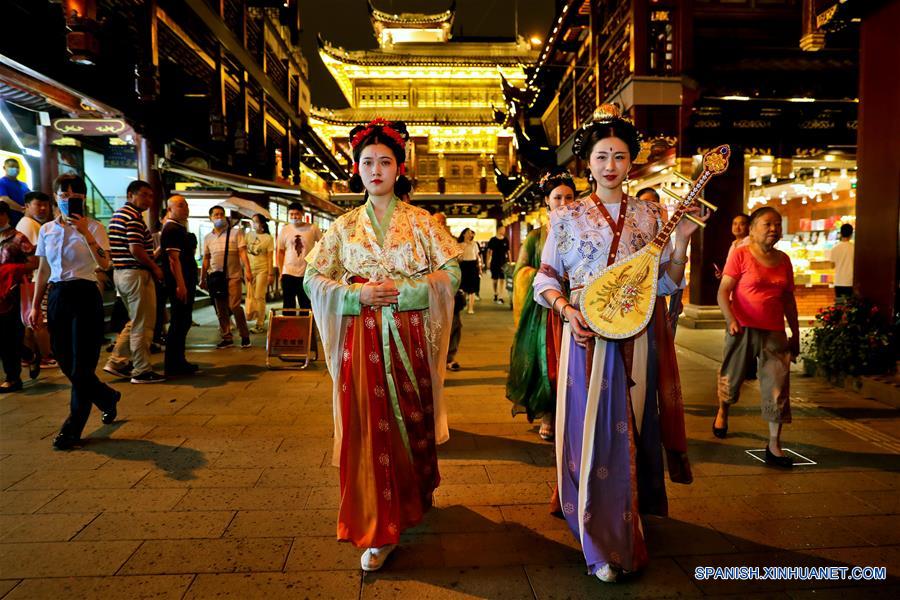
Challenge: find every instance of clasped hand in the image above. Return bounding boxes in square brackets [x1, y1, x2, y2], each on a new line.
[360, 279, 399, 307]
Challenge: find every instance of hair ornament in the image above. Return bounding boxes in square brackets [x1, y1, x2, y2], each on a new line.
[538, 167, 576, 196]
[572, 103, 642, 160]
[349, 118, 408, 157]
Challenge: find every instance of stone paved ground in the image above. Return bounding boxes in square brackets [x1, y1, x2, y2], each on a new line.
[1, 281, 898, 599]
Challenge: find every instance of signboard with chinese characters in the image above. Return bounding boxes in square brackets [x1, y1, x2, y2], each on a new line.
[103, 144, 137, 169]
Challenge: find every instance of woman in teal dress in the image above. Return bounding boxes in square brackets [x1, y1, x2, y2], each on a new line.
[506, 168, 576, 440]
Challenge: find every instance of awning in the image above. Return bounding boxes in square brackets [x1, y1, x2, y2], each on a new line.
[158, 158, 344, 217]
[223, 196, 273, 220]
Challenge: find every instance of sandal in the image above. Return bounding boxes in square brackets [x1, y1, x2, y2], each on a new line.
[539, 416, 554, 441]
[595, 564, 618, 583]
[360, 544, 396, 572]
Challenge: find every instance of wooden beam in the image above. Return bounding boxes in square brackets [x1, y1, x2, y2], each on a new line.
[183, 0, 344, 177]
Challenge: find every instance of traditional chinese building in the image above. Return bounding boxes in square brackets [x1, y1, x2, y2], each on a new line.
[1, 0, 345, 228]
[498, 0, 896, 324]
[311, 0, 539, 217]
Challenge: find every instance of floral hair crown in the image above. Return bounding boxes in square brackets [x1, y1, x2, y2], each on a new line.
[538, 169, 575, 193]
[350, 118, 407, 155]
[571, 103, 642, 160]
[350, 118, 409, 175]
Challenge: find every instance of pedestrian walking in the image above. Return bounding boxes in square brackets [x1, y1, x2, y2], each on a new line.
[245, 213, 274, 332]
[201, 205, 252, 349]
[27, 174, 120, 449]
[277, 202, 321, 310]
[160, 195, 199, 376]
[716, 214, 750, 278]
[434, 212, 463, 371]
[15, 191, 56, 377]
[507, 168, 575, 441]
[457, 228, 481, 314]
[0, 202, 34, 392]
[0, 157, 29, 227]
[103, 180, 166, 383]
[829, 223, 854, 300]
[486, 225, 508, 304]
[304, 118, 460, 572]
[715, 206, 800, 468]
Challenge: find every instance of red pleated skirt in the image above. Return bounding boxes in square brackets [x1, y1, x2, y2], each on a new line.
[336, 298, 440, 548]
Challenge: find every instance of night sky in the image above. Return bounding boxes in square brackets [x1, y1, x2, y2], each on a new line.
[298, 0, 555, 109]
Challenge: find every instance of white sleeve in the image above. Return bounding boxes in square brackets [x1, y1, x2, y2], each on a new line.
[533, 217, 565, 307]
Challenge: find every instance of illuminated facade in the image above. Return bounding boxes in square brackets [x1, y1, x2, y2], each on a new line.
[311, 0, 538, 206]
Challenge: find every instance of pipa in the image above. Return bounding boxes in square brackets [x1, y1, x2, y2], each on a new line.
[581, 144, 731, 339]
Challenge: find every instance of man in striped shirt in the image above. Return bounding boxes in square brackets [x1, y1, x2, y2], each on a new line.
[103, 180, 166, 384]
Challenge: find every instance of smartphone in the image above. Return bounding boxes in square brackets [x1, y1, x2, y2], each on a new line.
[68, 197, 84, 217]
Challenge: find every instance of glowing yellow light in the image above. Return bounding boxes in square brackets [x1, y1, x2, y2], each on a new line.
[530, 36, 541, 45]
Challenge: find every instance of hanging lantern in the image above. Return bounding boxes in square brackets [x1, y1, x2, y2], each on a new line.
[233, 129, 248, 156]
[209, 114, 227, 143]
[64, 0, 101, 66]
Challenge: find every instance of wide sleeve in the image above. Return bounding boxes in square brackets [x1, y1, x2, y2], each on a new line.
[533, 216, 565, 307]
[303, 222, 364, 316]
[512, 229, 539, 325]
[395, 217, 461, 311]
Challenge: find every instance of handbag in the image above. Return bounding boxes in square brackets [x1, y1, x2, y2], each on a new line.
[207, 224, 230, 299]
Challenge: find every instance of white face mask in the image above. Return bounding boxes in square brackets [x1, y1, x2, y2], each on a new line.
[290, 218, 303, 227]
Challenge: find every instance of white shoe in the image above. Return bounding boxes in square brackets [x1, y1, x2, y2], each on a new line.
[360, 544, 396, 572]
[595, 564, 618, 583]
[467, 309, 475, 315]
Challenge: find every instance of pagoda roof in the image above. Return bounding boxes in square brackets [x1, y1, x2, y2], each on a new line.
[317, 35, 535, 68]
[311, 106, 501, 128]
[368, 0, 455, 28]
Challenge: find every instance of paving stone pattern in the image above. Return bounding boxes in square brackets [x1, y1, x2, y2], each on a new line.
[1, 288, 898, 598]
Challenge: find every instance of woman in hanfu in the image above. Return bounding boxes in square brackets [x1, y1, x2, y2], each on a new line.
[533, 105, 702, 582]
[304, 119, 461, 572]
[507, 168, 576, 441]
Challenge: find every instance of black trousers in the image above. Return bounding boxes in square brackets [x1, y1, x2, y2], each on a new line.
[48, 280, 117, 439]
[282, 274, 310, 309]
[835, 286, 853, 300]
[153, 278, 166, 341]
[0, 298, 23, 383]
[165, 285, 195, 372]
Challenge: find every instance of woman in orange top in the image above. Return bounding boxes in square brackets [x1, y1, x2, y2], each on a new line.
[715, 206, 800, 467]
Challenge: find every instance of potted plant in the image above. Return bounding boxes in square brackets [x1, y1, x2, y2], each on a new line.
[803, 297, 896, 386]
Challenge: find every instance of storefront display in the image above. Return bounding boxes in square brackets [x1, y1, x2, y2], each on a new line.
[747, 156, 857, 315]
[627, 152, 858, 317]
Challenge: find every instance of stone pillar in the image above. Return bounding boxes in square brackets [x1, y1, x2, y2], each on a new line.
[855, 0, 900, 316]
[679, 149, 746, 329]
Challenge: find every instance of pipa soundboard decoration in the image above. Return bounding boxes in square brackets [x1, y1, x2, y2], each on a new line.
[581, 144, 731, 339]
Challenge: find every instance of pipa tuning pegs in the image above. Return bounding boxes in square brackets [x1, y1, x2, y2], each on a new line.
[695, 197, 718, 212]
[684, 213, 707, 228]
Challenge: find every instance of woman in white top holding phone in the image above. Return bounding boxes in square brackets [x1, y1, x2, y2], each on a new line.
[28, 173, 120, 450]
